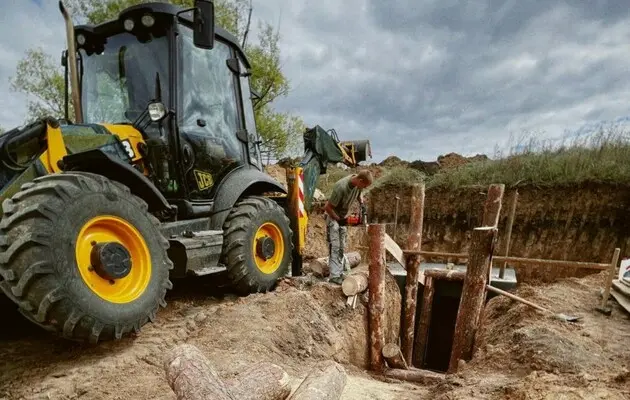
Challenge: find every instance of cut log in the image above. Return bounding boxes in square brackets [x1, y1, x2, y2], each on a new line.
[164, 344, 236, 400]
[423, 269, 466, 281]
[306, 252, 362, 277]
[342, 271, 368, 296]
[382, 343, 408, 369]
[383, 367, 445, 385]
[288, 360, 347, 400]
[225, 362, 292, 400]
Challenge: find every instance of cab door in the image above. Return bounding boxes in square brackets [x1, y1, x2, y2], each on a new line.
[237, 57, 263, 169]
[176, 27, 245, 200]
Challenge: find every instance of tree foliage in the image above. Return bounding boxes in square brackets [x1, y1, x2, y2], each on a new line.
[9, 0, 303, 160]
[9, 48, 69, 121]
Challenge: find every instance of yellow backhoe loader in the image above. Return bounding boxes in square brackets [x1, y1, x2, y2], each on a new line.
[0, 1, 370, 343]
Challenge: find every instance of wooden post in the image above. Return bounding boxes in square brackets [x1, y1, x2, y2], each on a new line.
[475, 184, 504, 332]
[499, 190, 518, 279]
[600, 248, 621, 309]
[448, 226, 497, 374]
[482, 184, 505, 227]
[412, 276, 434, 367]
[401, 183, 425, 366]
[368, 223, 386, 372]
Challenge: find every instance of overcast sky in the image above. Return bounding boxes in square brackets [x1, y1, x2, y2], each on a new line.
[1, 1, 629, 163]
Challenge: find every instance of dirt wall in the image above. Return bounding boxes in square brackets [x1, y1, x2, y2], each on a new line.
[368, 182, 630, 283]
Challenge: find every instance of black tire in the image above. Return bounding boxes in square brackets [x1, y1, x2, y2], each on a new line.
[221, 196, 293, 295]
[0, 172, 173, 343]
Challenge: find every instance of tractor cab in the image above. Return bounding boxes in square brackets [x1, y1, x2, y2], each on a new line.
[69, 1, 263, 205]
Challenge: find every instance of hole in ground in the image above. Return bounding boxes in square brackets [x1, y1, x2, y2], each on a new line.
[423, 279, 462, 373]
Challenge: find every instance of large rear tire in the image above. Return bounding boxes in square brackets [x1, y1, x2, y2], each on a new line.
[0, 172, 173, 343]
[221, 196, 292, 295]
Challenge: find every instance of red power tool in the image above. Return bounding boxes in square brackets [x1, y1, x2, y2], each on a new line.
[346, 203, 368, 226]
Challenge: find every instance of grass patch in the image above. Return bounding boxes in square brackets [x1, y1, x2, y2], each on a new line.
[427, 126, 630, 189]
[369, 167, 425, 192]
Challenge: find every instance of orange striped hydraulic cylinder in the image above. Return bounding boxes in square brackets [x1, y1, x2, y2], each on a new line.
[286, 166, 308, 276]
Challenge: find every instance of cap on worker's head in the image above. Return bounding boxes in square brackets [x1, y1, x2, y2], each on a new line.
[356, 169, 373, 186]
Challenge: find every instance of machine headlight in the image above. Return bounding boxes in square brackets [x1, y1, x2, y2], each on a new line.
[123, 18, 135, 31]
[148, 102, 166, 121]
[141, 14, 155, 27]
[76, 33, 86, 46]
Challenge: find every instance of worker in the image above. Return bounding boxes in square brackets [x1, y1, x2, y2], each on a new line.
[323, 170, 373, 284]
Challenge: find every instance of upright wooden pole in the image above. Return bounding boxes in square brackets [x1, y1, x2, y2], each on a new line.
[448, 226, 497, 374]
[368, 223, 386, 372]
[475, 184, 505, 332]
[499, 190, 518, 279]
[412, 276, 434, 367]
[600, 248, 621, 310]
[482, 184, 505, 227]
[401, 183, 425, 366]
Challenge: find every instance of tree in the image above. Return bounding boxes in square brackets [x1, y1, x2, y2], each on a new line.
[9, 0, 303, 161]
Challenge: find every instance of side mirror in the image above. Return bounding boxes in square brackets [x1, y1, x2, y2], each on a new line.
[193, 0, 214, 49]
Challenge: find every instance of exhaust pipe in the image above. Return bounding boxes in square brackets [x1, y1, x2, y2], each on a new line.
[59, 1, 83, 123]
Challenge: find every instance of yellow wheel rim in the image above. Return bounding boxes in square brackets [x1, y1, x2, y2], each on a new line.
[252, 222, 285, 275]
[75, 216, 151, 304]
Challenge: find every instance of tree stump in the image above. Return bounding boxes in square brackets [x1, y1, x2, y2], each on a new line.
[288, 360, 347, 400]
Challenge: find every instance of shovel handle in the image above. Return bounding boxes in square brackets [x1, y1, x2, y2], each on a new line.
[485, 284, 551, 314]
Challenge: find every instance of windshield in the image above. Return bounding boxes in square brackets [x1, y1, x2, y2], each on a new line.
[79, 32, 169, 124]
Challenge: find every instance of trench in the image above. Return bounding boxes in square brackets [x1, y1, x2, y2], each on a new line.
[389, 261, 517, 373]
[423, 280, 461, 372]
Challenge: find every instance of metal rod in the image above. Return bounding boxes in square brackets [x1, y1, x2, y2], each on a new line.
[499, 189, 518, 279]
[403, 250, 611, 271]
[393, 195, 400, 242]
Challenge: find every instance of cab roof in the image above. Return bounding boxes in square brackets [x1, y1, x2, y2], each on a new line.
[74, 2, 250, 68]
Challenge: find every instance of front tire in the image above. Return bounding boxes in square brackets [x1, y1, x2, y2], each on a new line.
[0, 172, 173, 343]
[221, 196, 293, 295]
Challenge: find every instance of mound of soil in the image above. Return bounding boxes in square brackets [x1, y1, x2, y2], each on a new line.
[434, 272, 630, 399]
[264, 164, 288, 189]
[0, 271, 415, 400]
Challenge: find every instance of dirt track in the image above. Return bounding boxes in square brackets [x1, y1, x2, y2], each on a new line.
[0, 272, 423, 400]
[1, 215, 629, 400]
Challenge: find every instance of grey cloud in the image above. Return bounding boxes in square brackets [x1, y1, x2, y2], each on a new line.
[257, 0, 630, 161]
[1, 1, 629, 163]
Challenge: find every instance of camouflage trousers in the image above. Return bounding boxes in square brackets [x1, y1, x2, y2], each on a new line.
[326, 215, 350, 279]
